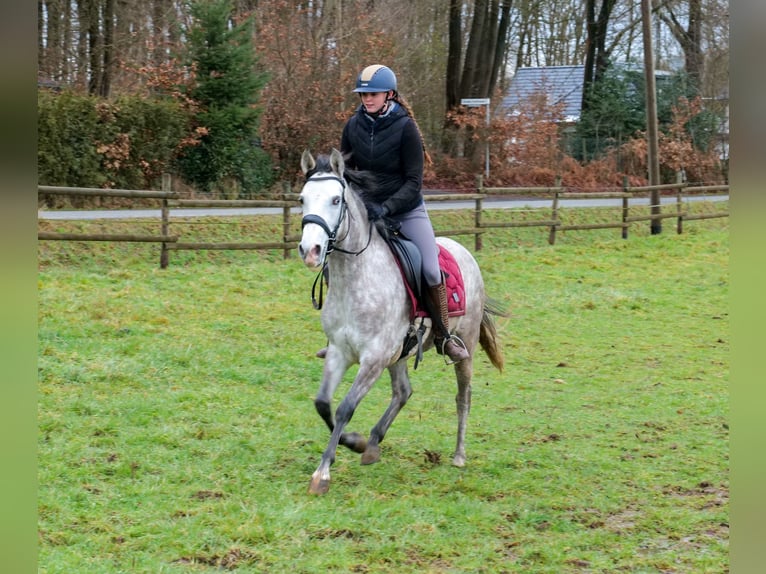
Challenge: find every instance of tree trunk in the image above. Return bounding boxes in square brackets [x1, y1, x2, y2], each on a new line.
[444, 0, 513, 156]
[582, 0, 616, 113]
[101, 0, 115, 97]
[660, 0, 703, 88]
[88, 0, 102, 95]
[459, 0, 488, 97]
[445, 0, 462, 111]
[38, 1, 45, 77]
[447, 0, 513, 105]
[489, 1, 512, 93]
[76, 0, 90, 89]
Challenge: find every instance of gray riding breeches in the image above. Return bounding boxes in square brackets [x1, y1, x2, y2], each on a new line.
[393, 202, 441, 288]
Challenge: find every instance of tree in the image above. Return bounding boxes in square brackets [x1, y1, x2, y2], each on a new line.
[581, 0, 617, 113]
[175, 0, 272, 195]
[575, 67, 649, 161]
[253, 0, 396, 183]
[444, 0, 512, 160]
[574, 67, 721, 165]
[446, 0, 512, 110]
[657, 0, 703, 89]
[36, 0, 730, 188]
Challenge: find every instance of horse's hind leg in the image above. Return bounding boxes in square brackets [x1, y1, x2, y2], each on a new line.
[452, 357, 473, 467]
[361, 361, 412, 465]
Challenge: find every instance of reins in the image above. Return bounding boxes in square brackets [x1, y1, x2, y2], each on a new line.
[310, 261, 328, 310]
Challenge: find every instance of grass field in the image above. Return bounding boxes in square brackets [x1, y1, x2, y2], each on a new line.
[38, 206, 729, 573]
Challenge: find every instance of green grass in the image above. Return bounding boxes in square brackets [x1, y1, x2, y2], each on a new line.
[38, 208, 728, 573]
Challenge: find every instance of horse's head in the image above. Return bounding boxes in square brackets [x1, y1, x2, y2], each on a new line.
[298, 149, 349, 269]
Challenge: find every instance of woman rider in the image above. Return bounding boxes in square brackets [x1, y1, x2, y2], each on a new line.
[318, 64, 469, 364]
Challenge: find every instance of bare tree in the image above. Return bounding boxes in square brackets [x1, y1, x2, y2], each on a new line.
[36, 0, 730, 181]
[582, 0, 617, 112]
[446, 0, 513, 110]
[38, 0, 64, 82]
[656, 0, 708, 88]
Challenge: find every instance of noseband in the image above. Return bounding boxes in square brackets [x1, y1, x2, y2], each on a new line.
[300, 173, 372, 258]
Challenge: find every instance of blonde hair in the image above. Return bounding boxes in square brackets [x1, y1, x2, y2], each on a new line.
[391, 92, 433, 166]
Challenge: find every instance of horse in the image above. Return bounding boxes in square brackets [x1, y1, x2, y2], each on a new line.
[297, 148, 506, 495]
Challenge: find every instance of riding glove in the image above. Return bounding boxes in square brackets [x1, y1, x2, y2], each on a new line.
[367, 203, 389, 221]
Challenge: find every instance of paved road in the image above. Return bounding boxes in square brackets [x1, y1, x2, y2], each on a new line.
[38, 194, 727, 220]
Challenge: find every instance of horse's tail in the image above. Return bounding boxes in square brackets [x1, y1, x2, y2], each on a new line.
[479, 297, 509, 372]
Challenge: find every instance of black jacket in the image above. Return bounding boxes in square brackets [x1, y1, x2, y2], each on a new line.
[340, 103, 424, 216]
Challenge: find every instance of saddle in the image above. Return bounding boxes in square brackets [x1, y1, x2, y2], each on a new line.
[376, 219, 466, 367]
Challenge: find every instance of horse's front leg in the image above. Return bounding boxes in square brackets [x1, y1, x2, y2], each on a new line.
[313, 352, 367, 454]
[361, 360, 412, 465]
[309, 361, 385, 495]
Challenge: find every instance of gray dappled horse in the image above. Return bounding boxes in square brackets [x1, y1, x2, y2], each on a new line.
[298, 149, 506, 495]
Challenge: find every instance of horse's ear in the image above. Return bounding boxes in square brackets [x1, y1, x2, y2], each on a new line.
[300, 149, 315, 175]
[329, 148, 345, 179]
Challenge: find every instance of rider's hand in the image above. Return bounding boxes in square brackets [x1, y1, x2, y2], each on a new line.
[367, 203, 388, 221]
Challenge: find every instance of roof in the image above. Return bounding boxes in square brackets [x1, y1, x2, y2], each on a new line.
[501, 65, 585, 122]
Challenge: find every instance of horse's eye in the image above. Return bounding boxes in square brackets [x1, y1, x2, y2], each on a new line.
[332, 196, 341, 205]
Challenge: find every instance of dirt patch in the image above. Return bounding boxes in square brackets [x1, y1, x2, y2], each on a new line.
[309, 528, 364, 541]
[174, 547, 260, 570]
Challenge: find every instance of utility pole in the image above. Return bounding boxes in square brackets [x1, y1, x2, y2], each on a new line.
[641, 0, 662, 234]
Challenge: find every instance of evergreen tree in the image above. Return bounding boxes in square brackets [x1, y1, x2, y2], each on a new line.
[574, 66, 720, 163]
[574, 66, 646, 161]
[176, 0, 272, 195]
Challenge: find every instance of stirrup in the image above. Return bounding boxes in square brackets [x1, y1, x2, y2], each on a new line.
[439, 335, 469, 365]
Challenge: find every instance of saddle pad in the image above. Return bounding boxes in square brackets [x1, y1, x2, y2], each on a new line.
[410, 245, 466, 319]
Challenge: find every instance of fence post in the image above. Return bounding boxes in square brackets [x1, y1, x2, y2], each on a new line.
[160, 173, 171, 269]
[475, 174, 484, 251]
[675, 171, 684, 235]
[282, 180, 292, 259]
[622, 176, 629, 240]
[548, 175, 561, 245]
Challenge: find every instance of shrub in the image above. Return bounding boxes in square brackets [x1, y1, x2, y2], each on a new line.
[38, 90, 191, 197]
[38, 90, 106, 190]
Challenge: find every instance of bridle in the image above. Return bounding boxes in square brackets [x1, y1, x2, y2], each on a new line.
[301, 173, 374, 258]
[300, 172, 373, 309]
[300, 174, 347, 253]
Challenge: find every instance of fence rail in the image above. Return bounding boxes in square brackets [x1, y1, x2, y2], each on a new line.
[38, 174, 728, 267]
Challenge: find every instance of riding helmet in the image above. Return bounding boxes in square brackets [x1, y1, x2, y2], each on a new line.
[353, 65, 397, 93]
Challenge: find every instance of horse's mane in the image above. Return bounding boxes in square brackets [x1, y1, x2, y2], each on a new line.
[310, 152, 381, 206]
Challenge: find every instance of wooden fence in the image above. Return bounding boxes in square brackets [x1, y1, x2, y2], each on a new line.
[474, 174, 729, 250]
[38, 174, 728, 268]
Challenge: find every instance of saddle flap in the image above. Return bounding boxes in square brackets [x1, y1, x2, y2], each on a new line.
[384, 233, 466, 320]
[388, 234, 423, 299]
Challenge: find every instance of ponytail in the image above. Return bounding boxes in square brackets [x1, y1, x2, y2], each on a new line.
[391, 93, 433, 166]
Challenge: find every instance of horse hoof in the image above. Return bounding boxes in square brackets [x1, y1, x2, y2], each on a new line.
[308, 475, 331, 495]
[341, 432, 367, 454]
[452, 454, 466, 467]
[361, 445, 381, 465]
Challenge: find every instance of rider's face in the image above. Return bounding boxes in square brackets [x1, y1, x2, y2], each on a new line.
[359, 91, 389, 114]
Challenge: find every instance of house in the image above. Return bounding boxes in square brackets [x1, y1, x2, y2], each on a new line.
[501, 64, 729, 167]
[501, 65, 585, 123]
[501, 64, 681, 123]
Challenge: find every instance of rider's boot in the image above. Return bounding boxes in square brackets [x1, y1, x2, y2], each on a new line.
[425, 281, 469, 364]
